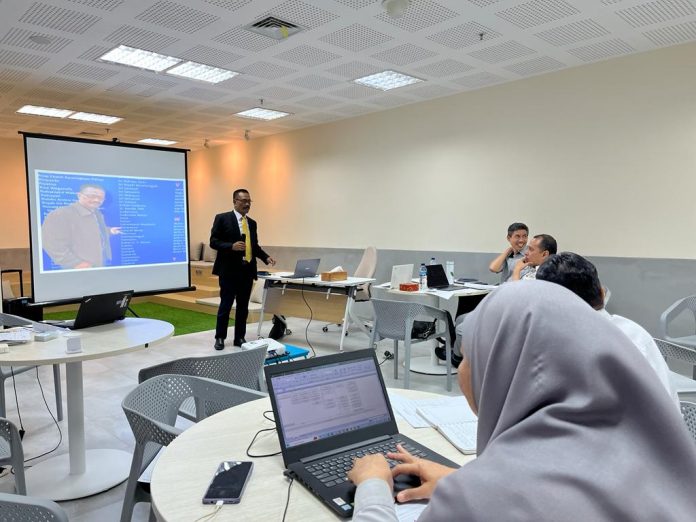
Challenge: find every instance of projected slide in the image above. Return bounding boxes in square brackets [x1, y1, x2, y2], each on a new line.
[37, 170, 187, 272]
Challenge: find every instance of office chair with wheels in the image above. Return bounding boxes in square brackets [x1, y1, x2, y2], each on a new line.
[680, 401, 696, 442]
[659, 295, 696, 360]
[0, 417, 25, 494]
[1, 365, 63, 421]
[369, 299, 454, 391]
[0, 492, 68, 521]
[137, 346, 267, 419]
[120, 374, 266, 522]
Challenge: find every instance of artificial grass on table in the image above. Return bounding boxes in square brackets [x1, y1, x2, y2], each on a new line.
[43, 302, 224, 336]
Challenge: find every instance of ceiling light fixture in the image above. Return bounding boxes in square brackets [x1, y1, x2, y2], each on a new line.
[381, 0, 410, 18]
[99, 45, 181, 72]
[235, 107, 290, 121]
[68, 112, 123, 125]
[17, 104, 73, 118]
[166, 61, 238, 84]
[138, 138, 177, 146]
[354, 70, 422, 91]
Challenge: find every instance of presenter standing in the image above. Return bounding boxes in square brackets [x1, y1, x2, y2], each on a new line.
[42, 183, 121, 269]
[210, 189, 275, 351]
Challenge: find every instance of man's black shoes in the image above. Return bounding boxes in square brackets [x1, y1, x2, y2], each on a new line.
[214, 338, 225, 351]
[233, 338, 247, 347]
[434, 346, 462, 368]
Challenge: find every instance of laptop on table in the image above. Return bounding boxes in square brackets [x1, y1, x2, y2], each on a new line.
[274, 258, 321, 280]
[44, 290, 133, 330]
[264, 349, 459, 518]
[426, 264, 461, 292]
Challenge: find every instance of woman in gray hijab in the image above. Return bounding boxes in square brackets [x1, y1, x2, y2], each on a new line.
[348, 281, 696, 521]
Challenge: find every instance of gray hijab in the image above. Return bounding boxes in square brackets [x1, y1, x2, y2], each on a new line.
[420, 281, 696, 521]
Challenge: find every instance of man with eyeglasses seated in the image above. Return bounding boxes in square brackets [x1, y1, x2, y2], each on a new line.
[42, 183, 121, 269]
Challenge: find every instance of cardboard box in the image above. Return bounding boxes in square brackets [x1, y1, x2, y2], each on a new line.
[321, 271, 348, 281]
[399, 282, 419, 292]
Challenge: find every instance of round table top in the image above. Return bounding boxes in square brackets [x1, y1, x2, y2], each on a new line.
[151, 388, 473, 522]
[0, 317, 173, 366]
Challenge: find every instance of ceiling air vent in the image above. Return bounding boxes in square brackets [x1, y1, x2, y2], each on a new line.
[244, 16, 303, 40]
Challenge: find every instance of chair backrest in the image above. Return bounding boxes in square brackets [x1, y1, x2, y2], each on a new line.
[660, 295, 696, 337]
[354, 246, 377, 278]
[0, 417, 25, 494]
[371, 298, 445, 341]
[680, 401, 696, 442]
[0, 492, 68, 521]
[138, 346, 267, 391]
[654, 338, 696, 366]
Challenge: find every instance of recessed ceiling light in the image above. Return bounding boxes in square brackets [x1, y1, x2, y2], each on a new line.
[68, 112, 123, 125]
[166, 61, 238, 84]
[138, 138, 178, 146]
[353, 70, 423, 91]
[235, 107, 290, 121]
[99, 45, 181, 72]
[17, 104, 73, 118]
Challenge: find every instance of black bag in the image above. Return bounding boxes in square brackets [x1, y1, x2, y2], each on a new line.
[411, 319, 437, 340]
[268, 315, 287, 340]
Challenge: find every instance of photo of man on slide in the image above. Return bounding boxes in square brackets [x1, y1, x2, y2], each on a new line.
[42, 183, 121, 269]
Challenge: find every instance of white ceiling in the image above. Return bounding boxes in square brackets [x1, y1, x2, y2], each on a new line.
[0, 0, 694, 150]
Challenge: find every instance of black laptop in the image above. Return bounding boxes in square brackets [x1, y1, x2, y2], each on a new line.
[45, 290, 133, 330]
[426, 264, 461, 291]
[264, 349, 459, 518]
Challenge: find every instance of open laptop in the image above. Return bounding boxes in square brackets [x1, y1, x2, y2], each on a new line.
[426, 264, 461, 291]
[274, 258, 320, 279]
[390, 263, 414, 289]
[44, 290, 133, 330]
[265, 349, 459, 518]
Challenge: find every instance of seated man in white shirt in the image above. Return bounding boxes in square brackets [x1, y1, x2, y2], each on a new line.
[536, 251, 679, 408]
[511, 233, 557, 281]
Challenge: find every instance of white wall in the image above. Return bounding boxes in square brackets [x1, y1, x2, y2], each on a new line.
[190, 41, 696, 259]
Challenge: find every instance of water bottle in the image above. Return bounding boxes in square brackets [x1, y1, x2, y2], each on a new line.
[419, 263, 427, 290]
[430, 257, 436, 265]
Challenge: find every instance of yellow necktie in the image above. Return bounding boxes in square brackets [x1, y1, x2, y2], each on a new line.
[241, 216, 252, 262]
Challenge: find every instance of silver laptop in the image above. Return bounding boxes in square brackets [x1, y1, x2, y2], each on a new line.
[275, 258, 320, 279]
[390, 263, 413, 289]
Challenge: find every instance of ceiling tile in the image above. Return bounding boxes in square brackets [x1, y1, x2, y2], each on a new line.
[535, 19, 611, 46]
[503, 56, 567, 75]
[451, 71, 506, 88]
[642, 19, 696, 44]
[566, 38, 636, 61]
[0, 49, 50, 69]
[264, 0, 340, 29]
[375, 0, 461, 32]
[202, 0, 253, 10]
[330, 84, 378, 99]
[294, 95, 342, 108]
[0, 28, 74, 53]
[19, 2, 101, 34]
[414, 59, 475, 77]
[324, 60, 381, 79]
[239, 61, 297, 79]
[57, 62, 119, 81]
[427, 21, 502, 48]
[104, 25, 180, 51]
[468, 40, 537, 63]
[66, 0, 125, 11]
[371, 43, 437, 65]
[178, 45, 243, 67]
[287, 74, 342, 89]
[320, 23, 393, 52]
[135, 1, 219, 34]
[255, 85, 304, 99]
[615, 0, 696, 28]
[495, 0, 579, 29]
[273, 45, 341, 67]
[213, 27, 280, 52]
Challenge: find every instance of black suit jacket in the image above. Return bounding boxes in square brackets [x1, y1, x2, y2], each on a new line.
[209, 211, 269, 279]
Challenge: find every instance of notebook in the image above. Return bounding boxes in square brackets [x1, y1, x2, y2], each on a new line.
[426, 264, 461, 291]
[44, 290, 133, 330]
[274, 258, 320, 279]
[390, 263, 414, 289]
[264, 349, 459, 518]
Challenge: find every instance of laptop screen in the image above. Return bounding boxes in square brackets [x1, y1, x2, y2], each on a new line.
[271, 357, 391, 449]
[426, 264, 449, 288]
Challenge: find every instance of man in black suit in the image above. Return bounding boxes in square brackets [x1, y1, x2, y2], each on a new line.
[210, 189, 275, 350]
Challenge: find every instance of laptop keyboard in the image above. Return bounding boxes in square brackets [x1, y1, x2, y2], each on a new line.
[305, 439, 427, 488]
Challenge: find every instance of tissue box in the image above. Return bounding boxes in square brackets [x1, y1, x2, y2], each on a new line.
[399, 282, 419, 292]
[321, 271, 348, 281]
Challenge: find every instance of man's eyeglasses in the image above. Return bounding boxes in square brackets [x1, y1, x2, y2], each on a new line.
[79, 193, 104, 200]
[235, 199, 252, 204]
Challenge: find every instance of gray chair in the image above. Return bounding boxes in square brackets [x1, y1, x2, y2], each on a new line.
[120, 374, 267, 522]
[0, 492, 68, 521]
[137, 346, 267, 420]
[680, 401, 696, 442]
[0, 417, 25, 494]
[1, 364, 63, 421]
[370, 298, 454, 391]
[654, 337, 696, 380]
[659, 295, 696, 365]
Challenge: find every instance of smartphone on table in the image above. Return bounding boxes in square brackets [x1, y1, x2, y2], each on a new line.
[202, 460, 253, 504]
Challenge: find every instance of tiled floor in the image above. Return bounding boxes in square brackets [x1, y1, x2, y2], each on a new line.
[0, 315, 459, 521]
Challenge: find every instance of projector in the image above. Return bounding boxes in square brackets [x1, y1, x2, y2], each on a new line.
[241, 338, 286, 357]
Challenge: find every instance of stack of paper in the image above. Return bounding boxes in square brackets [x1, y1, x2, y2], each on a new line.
[415, 396, 478, 454]
[0, 327, 32, 344]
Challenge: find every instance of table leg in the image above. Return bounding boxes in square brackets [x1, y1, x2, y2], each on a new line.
[338, 289, 353, 352]
[24, 361, 132, 500]
[257, 280, 269, 339]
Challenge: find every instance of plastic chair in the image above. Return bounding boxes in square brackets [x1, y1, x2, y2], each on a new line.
[137, 346, 267, 420]
[369, 299, 454, 391]
[659, 295, 696, 360]
[654, 337, 696, 379]
[120, 374, 266, 522]
[0, 492, 68, 521]
[680, 401, 696, 442]
[0, 417, 25, 494]
[1, 365, 63, 421]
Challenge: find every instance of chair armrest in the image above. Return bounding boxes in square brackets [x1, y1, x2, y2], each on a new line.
[189, 377, 267, 419]
[660, 297, 692, 338]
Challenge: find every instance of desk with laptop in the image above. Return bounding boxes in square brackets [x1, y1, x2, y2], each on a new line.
[255, 258, 376, 352]
[151, 350, 472, 521]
